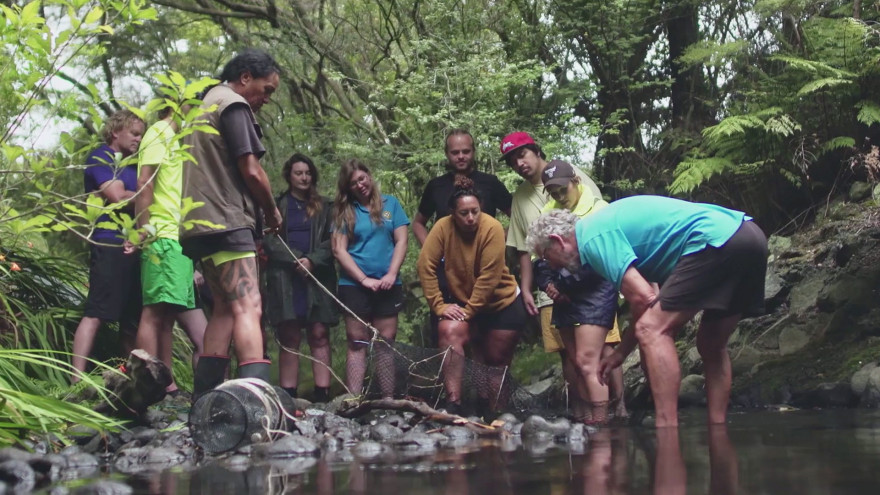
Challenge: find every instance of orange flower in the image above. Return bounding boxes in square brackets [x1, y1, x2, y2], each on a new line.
[0, 254, 5, 261]
[10, 262, 21, 272]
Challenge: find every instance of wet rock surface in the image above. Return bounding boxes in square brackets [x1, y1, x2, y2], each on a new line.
[4, 388, 608, 494]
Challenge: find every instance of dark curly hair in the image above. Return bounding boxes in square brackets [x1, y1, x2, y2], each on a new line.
[218, 49, 281, 83]
[447, 174, 482, 211]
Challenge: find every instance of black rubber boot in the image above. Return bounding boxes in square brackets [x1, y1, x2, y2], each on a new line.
[282, 387, 298, 399]
[192, 355, 230, 398]
[238, 359, 271, 382]
[313, 386, 330, 403]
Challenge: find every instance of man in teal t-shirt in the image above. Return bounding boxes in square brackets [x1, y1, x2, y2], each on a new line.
[526, 196, 768, 427]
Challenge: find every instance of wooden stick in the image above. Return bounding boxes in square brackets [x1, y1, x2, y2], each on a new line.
[337, 398, 506, 437]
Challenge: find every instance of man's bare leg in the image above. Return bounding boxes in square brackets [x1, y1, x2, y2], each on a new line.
[697, 313, 740, 425]
[202, 257, 264, 362]
[634, 306, 697, 428]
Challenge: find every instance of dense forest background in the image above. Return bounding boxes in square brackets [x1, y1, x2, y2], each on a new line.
[1, 0, 879, 442]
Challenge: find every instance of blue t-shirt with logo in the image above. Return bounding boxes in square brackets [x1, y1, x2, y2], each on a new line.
[337, 194, 410, 286]
[83, 144, 138, 244]
[575, 195, 748, 290]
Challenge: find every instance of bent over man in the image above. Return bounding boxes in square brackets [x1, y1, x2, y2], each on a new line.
[527, 196, 768, 427]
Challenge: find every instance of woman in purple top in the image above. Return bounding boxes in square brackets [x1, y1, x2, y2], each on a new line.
[263, 154, 338, 402]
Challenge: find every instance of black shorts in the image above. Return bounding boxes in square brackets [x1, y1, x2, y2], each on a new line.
[83, 245, 142, 328]
[552, 278, 618, 329]
[453, 294, 528, 333]
[658, 221, 768, 318]
[338, 284, 404, 319]
[181, 228, 256, 261]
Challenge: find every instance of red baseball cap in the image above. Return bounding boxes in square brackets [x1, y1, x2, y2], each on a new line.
[500, 132, 536, 157]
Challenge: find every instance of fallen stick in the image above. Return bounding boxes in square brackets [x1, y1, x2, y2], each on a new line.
[337, 398, 506, 437]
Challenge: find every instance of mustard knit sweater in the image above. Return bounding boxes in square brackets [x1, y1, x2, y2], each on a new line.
[417, 213, 519, 319]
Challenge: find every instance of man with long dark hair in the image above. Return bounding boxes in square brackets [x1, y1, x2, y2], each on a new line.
[180, 49, 283, 395]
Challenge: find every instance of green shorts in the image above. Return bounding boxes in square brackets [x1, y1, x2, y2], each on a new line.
[141, 238, 195, 309]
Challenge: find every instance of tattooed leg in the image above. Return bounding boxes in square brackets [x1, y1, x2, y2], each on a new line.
[202, 256, 264, 362]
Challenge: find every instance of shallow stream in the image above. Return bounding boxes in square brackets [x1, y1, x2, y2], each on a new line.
[68, 409, 880, 494]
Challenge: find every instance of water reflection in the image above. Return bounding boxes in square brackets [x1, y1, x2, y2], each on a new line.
[102, 411, 880, 494]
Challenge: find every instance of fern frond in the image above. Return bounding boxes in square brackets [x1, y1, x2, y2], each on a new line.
[856, 101, 880, 127]
[820, 136, 856, 155]
[772, 55, 856, 79]
[765, 114, 802, 137]
[669, 157, 734, 194]
[796, 77, 852, 96]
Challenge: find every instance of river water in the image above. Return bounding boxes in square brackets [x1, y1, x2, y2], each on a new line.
[98, 409, 880, 494]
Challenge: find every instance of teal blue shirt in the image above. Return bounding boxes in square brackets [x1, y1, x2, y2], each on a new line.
[338, 194, 410, 286]
[576, 196, 748, 290]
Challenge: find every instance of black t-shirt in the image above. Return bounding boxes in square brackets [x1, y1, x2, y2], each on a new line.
[417, 170, 512, 221]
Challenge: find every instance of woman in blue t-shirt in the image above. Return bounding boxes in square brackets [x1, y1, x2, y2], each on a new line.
[331, 159, 409, 397]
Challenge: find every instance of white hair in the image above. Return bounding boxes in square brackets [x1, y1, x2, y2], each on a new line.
[526, 209, 578, 256]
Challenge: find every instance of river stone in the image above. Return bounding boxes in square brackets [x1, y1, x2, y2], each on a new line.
[564, 423, 587, 444]
[788, 276, 825, 314]
[29, 454, 67, 483]
[859, 367, 880, 407]
[764, 269, 786, 304]
[294, 419, 318, 436]
[443, 426, 476, 441]
[521, 415, 571, 440]
[679, 374, 705, 406]
[0, 459, 36, 492]
[68, 425, 100, 446]
[351, 440, 390, 460]
[681, 347, 702, 375]
[0, 447, 34, 463]
[797, 382, 855, 407]
[817, 275, 875, 313]
[114, 447, 148, 472]
[778, 326, 811, 356]
[252, 434, 319, 458]
[369, 423, 403, 441]
[393, 432, 438, 453]
[71, 480, 133, 495]
[731, 345, 764, 375]
[849, 181, 872, 202]
[851, 362, 879, 396]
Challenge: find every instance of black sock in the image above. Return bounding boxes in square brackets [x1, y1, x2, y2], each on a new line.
[283, 387, 297, 399]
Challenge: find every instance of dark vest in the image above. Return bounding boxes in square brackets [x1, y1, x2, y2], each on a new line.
[181, 84, 259, 239]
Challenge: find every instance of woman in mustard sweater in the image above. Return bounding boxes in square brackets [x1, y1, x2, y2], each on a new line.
[417, 176, 526, 412]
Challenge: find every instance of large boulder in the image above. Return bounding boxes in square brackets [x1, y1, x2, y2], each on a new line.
[678, 375, 705, 407]
[778, 325, 812, 356]
[850, 362, 879, 398]
[858, 367, 880, 407]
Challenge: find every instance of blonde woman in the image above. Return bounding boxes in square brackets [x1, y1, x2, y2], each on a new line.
[331, 159, 409, 396]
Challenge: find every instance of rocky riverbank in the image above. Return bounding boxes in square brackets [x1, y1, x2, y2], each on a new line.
[0, 392, 594, 494]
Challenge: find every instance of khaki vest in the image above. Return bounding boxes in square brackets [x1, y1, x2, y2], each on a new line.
[181, 85, 260, 239]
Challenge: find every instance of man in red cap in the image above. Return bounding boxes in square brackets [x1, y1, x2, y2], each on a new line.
[501, 131, 603, 415]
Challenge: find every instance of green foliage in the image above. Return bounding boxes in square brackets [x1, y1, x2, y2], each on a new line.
[0, 348, 123, 447]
